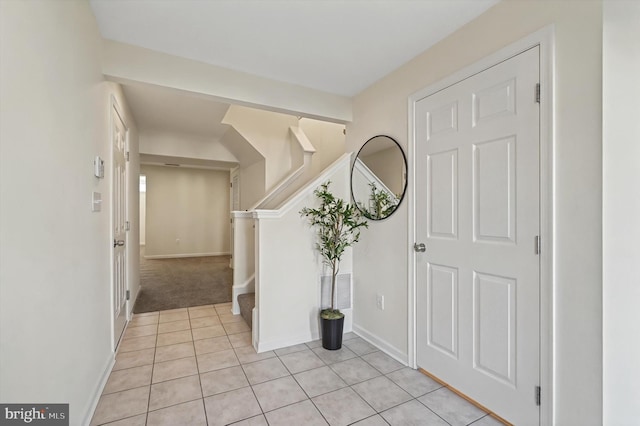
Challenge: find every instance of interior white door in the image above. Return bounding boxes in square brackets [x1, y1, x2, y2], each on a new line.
[415, 46, 540, 425]
[112, 105, 128, 348]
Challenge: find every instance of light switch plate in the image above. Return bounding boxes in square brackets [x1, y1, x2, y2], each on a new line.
[92, 192, 102, 212]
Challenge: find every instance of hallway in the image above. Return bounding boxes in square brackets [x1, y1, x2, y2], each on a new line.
[91, 304, 503, 425]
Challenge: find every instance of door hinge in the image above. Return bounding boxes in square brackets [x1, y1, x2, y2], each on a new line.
[535, 83, 541, 103]
[534, 236, 540, 255]
[535, 386, 541, 406]
[126, 290, 130, 301]
[125, 151, 130, 161]
[125, 221, 131, 231]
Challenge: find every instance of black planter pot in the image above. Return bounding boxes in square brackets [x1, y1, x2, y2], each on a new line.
[321, 316, 345, 350]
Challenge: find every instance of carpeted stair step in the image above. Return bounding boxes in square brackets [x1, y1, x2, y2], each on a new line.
[237, 292, 255, 329]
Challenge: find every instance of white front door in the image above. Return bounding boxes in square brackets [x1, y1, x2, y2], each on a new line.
[415, 46, 540, 425]
[112, 104, 128, 348]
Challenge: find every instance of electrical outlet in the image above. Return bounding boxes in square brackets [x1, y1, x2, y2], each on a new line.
[376, 294, 385, 310]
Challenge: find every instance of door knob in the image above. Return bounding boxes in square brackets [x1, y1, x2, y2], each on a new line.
[113, 239, 125, 247]
[414, 242, 426, 253]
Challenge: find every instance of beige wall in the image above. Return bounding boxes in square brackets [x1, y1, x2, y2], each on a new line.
[347, 1, 603, 424]
[299, 118, 346, 178]
[142, 165, 230, 257]
[0, 1, 139, 424]
[361, 146, 405, 196]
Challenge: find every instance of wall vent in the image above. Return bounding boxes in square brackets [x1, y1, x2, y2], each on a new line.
[321, 273, 352, 310]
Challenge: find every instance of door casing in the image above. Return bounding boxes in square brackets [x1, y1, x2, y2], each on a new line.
[407, 26, 555, 425]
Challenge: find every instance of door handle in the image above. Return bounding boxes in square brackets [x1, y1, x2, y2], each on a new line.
[114, 239, 125, 247]
[414, 242, 426, 253]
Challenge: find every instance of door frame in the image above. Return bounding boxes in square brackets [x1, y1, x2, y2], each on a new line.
[110, 95, 130, 349]
[407, 26, 555, 424]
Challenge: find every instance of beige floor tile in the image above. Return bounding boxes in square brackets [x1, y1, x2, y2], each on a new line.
[351, 376, 412, 412]
[146, 399, 207, 426]
[241, 357, 290, 385]
[204, 387, 262, 426]
[133, 311, 159, 318]
[279, 349, 325, 374]
[118, 335, 157, 353]
[154, 342, 195, 363]
[188, 304, 214, 311]
[188, 307, 217, 319]
[157, 319, 191, 334]
[231, 415, 268, 426]
[234, 346, 275, 364]
[223, 321, 251, 335]
[152, 357, 198, 383]
[90, 386, 149, 425]
[194, 336, 231, 355]
[312, 387, 375, 426]
[218, 313, 244, 324]
[294, 366, 348, 398]
[190, 315, 221, 329]
[123, 324, 157, 340]
[199, 366, 249, 397]
[196, 348, 239, 373]
[191, 325, 226, 340]
[158, 310, 190, 323]
[228, 332, 252, 348]
[149, 375, 202, 411]
[101, 413, 147, 426]
[251, 376, 308, 412]
[104, 365, 153, 395]
[156, 329, 193, 347]
[264, 400, 328, 426]
[129, 315, 159, 327]
[113, 348, 154, 371]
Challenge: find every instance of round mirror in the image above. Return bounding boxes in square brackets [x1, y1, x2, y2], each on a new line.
[351, 135, 407, 220]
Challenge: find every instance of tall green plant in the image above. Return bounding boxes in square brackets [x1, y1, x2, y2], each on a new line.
[300, 181, 368, 317]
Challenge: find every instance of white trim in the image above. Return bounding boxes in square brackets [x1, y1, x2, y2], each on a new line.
[232, 273, 255, 315]
[109, 95, 130, 352]
[407, 26, 555, 426]
[256, 331, 321, 353]
[82, 355, 115, 426]
[144, 252, 230, 259]
[253, 153, 352, 219]
[232, 211, 254, 219]
[352, 324, 408, 366]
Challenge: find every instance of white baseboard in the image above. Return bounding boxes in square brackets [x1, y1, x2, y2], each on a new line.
[352, 323, 409, 366]
[257, 330, 321, 353]
[82, 354, 115, 426]
[144, 252, 230, 259]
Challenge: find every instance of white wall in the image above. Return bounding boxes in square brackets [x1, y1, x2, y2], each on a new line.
[346, 1, 603, 424]
[602, 2, 640, 423]
[0, 2, 139, 424]
[223, 105, 298, 190]
[102, 39, 352, 123]
[254, 155, 354, 351]
[140, 191, 146, 245]
[142, 165, 230, 257]
[299, 118, 346, 178]
[139, 129, 237, 162]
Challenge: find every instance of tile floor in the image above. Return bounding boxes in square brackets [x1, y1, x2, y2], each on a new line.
[91, 303, 504, 426]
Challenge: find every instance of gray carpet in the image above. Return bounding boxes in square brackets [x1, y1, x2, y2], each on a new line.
[134, 248, 232, 313]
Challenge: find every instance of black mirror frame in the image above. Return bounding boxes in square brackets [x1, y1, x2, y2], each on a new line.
[350, 135, 408, 221]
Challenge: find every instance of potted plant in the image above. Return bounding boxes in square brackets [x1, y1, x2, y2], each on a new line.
[300, 181, 368, 350]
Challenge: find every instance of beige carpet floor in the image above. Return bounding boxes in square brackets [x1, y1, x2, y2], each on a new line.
[134, 247, 232, 313]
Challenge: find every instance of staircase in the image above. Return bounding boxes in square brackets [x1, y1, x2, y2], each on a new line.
[237, 292, 255, 328]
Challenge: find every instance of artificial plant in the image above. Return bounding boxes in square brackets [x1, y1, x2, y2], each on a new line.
[300, 181, 368, 319]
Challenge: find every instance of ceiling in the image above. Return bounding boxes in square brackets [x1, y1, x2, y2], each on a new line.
[90, 0, 499, 98]
[90, 1, 499, 169]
